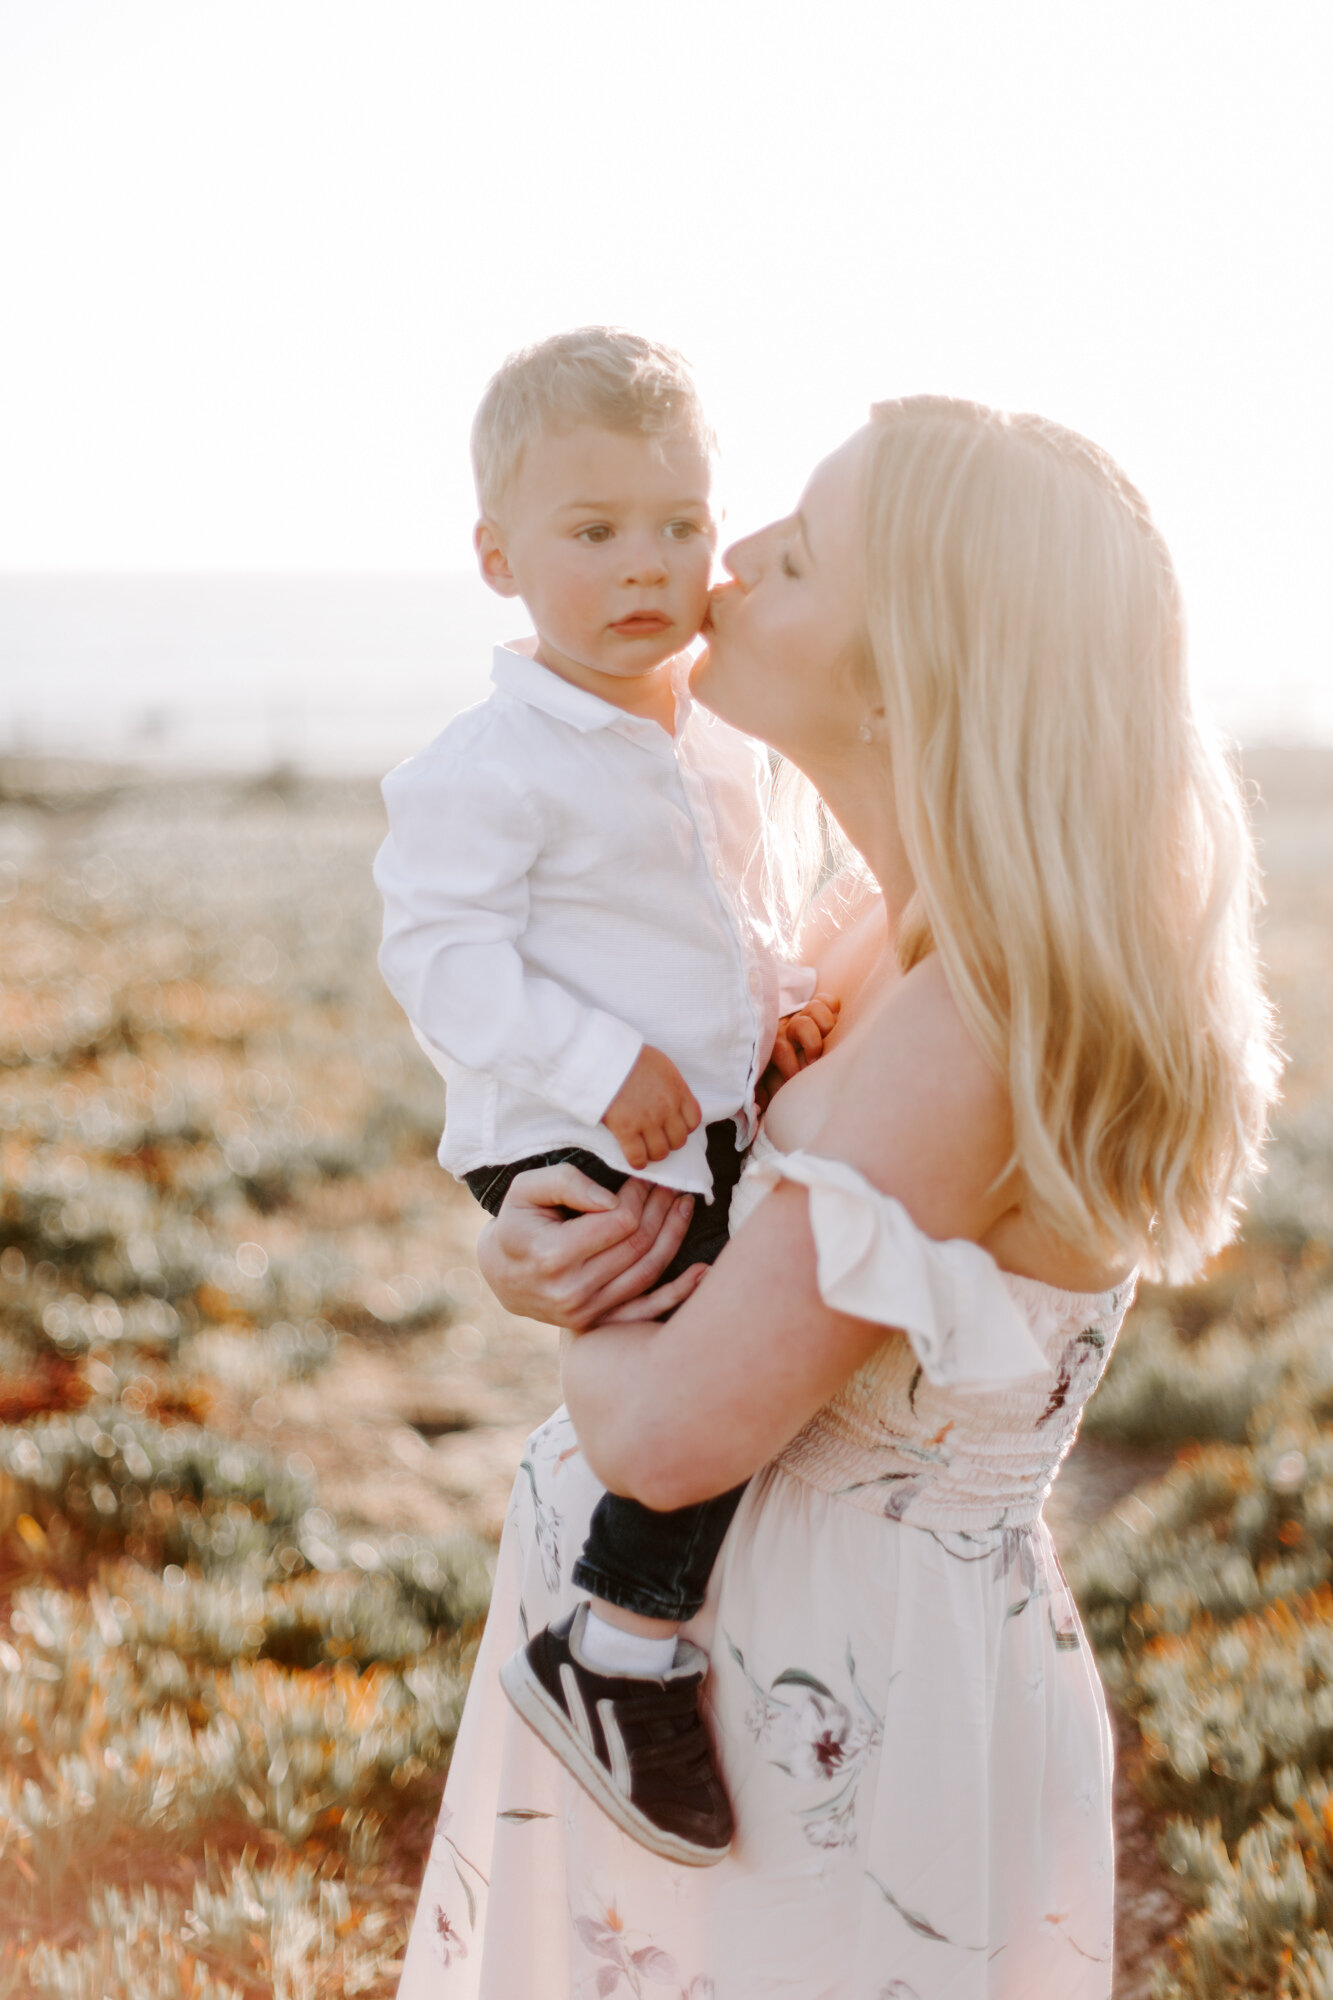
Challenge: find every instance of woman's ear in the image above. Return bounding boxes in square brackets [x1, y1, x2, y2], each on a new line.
[474, 519, 521, 598]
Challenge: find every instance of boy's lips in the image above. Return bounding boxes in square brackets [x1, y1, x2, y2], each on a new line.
[610, 613, 672, 635]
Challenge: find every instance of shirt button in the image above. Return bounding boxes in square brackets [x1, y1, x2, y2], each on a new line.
[713, 858, 726, 880]
[748, 971, 760, 995]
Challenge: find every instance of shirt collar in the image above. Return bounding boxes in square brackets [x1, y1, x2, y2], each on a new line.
[490, 642, 696, 739]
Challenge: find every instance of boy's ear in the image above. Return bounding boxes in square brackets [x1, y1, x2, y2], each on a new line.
[474, 519, 521, 598]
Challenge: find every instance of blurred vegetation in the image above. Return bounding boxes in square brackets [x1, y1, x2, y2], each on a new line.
[0, 760, 493, 1997]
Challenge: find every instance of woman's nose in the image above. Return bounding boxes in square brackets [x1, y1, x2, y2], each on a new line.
[721, 532, 758, 587]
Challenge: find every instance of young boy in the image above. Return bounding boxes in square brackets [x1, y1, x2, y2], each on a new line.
[374, 328, 827, 1866]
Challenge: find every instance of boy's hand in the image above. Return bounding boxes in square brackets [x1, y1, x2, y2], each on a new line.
[757, 992, 841, 1109]
[603, 1046, 701, 1169]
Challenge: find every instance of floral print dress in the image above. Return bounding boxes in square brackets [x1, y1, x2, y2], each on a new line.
[398, 1139, 1135, 2000]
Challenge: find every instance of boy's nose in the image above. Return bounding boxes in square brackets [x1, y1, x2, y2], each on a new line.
[623, 540, 670, 585]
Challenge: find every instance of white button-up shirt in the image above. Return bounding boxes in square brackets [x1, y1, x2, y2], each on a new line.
[374, 644, 815, 1197]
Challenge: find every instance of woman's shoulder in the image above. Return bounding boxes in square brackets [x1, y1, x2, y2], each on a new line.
[811, 953, 1015, 1246]
[813, 959, 1131, 1291]
[860, 952, 1005, 1116]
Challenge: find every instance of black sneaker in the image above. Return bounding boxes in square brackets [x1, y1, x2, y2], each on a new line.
[499, 1603, 734, 1866]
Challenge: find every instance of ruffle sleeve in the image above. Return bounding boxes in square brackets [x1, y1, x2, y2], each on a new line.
[742, 1147, 1055, 1389]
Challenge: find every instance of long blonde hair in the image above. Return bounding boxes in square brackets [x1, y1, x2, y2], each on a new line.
[857, 395, 1278, 1282]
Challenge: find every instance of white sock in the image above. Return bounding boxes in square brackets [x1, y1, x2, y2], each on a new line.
[578, 1606, 679, 1678]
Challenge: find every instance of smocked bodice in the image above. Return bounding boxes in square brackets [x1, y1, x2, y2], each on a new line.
[733, 1133, 1135, 1531]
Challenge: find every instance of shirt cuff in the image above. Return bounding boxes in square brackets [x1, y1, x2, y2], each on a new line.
[777, 961, 818, 1016]
[542, 1010, 645, 1127]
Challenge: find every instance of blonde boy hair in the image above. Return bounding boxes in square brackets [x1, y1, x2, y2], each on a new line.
[859, 395, 1279, 1283]
[471, 327, 715, 521]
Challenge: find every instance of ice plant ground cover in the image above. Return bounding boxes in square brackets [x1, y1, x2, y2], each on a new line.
[1, 748, 1332, 1997]
[0, 760, 534, 1997]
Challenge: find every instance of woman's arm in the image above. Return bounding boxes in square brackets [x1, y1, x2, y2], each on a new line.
[562, 956, 1016, 1511]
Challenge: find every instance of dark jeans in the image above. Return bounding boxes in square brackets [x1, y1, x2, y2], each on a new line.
[464, 1120, 749, 1620]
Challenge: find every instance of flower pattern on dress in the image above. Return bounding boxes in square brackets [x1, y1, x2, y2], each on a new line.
[926, 1520, 1084, 1650]
[833, 1416, 959, 1520]
[519, 1454, 563, 1593]
[431, 1904, 468, 1968]
[517, 1411, 588, 1600]
[427, 1803, 487, 1963]
[725, 1634, 884, 1848]
[867, 1872, 986, 1954]
[1038, 1328, 1110, 1429]
[571, 1898, 713, 1999]
[1041, 1908, 1112, 1965]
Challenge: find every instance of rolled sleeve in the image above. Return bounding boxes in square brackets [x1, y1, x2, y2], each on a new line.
[542, 1005, 644, 1127]
[376, 752, 643, 1123]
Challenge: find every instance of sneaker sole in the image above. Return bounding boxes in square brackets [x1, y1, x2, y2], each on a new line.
[499, 1648, 731, 1868]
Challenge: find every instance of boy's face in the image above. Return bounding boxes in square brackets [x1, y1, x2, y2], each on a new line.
[477, 424, 716, 687]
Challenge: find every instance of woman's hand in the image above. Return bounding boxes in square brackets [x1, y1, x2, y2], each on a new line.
[474, 1163, 708, 1331]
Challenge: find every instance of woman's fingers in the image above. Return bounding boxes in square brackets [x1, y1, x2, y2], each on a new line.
[504, 1165, 654, 1262]
[475, 1166, 651, 1324]
[589, 1261, 708, 1325]
[577, 1183, 691, 1291]
[570, 1188, 696, 1321]
[505, 1162, 620, 1216]
[473, 1164, 698, 1329]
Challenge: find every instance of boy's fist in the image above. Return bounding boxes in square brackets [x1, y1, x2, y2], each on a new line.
[757, 992, 841, 1109]
[603, 1046, 702, 1170]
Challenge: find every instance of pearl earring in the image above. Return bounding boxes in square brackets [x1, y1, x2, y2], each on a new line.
[857, 722, 874, 744]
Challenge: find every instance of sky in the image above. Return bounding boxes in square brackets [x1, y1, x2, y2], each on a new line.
[1, 0, 1331, 744]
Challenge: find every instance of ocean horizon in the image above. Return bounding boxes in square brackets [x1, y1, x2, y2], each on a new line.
[0, 571, 517, 775]
[3, 571, 1329, 776]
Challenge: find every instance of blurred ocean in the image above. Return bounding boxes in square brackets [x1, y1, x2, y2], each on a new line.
[0, 573, 517, 775]
[1, 572, 1327, 776]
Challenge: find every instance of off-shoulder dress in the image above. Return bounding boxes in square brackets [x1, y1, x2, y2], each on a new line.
[397, 1135, 1136, 2000]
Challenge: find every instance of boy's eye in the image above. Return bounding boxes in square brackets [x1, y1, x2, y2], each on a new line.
[576, 524, 612, 543]
[666, 519, 703, 541]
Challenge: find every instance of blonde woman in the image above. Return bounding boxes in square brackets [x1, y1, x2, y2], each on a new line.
[397, 398, 1277, 1999]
